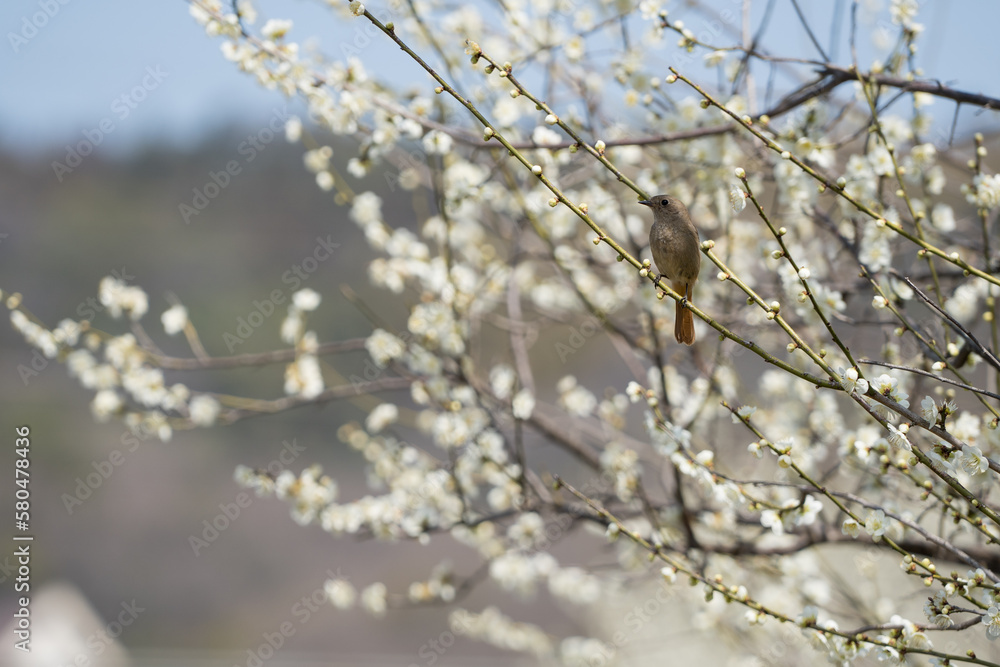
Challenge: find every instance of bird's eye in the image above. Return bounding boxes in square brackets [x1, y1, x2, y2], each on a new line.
[660, 199, 669, 206]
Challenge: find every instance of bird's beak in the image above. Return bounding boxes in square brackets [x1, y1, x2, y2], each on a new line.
[638, 199, 652, 207]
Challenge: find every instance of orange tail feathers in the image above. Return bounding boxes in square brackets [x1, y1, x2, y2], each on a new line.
[673, 282, 695, 345]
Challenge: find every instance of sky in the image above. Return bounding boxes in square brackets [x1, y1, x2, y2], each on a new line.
[0, 1, 999, 159]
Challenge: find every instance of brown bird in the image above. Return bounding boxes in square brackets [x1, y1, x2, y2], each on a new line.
[640, 194, 701, 345]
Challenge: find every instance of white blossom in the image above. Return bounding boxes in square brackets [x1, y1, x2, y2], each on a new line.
[966, 173, 1000, 209]
[489, 364, 516, 400]
[366, 329, 405, 368]
[189, 394, 221, 426]
[760, 509, 784, 535]
[728, 184, 746, 212]
[600, 443, 640, 502]
[920, 396, 940, 424]
[839, 367, 869, 395]
[366, 403, 398, 433]
[961, 444, 989, 475]
[422, 130, 453, 155]
[360, 582, 387, 617]
[865, 509, 887, 540]
[284, 116, 302, 142]
[797, 495, 823, 526]
[890, 0, 919, 27]
[284, 355, 324, 399]
[99, 276, 148, 321]
[885, 424, 911, 451]
[548, 567, 601, 605]
[10, 310, 58, 358]
[512, 389, 535, 420]
[557, 376, 596, 417]
[91, 389, 123, 422]
[280, 309, 304, 344]
[292, 288, 321, 311]
[325, 578, 356, 610]
[984, 605, 1000, 640]
[52, 319, 81, 346]
[924, 591, 953, 629]
[871, 374, 908, 408]
[945, 281, 984, 323]
[161, 304, 188, 335]
[449, 607, 552, 656]
[260, 18, 292, 39]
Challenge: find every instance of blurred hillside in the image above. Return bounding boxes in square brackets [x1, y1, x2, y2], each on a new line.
[0, 135, 555, 665]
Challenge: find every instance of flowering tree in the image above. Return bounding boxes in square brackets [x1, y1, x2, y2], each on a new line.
[8, 0, 1000, 663]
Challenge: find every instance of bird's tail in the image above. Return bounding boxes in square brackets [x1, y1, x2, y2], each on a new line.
[673, 282, 695, 345]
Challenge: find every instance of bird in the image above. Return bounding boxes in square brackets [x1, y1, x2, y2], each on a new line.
[640, 194, 701, 345]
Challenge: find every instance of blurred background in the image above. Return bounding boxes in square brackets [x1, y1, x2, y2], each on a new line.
[1, 0, 999, 664]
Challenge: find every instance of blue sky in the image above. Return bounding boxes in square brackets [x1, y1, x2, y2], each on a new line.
[1, 0, 998, 158]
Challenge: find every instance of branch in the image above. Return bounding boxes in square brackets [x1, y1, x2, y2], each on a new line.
[213, 376, 413, 425]
[821, 64, 1000, 110]
[858, 360, 1000, 402]
[897, 273, 1000, 373]
[147, 339, 367, 370]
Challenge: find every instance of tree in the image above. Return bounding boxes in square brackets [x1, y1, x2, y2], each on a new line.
[8, 0, 1000, 663]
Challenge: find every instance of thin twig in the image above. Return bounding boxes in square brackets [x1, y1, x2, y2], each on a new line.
[897, 272, 1000, 372]
[789, 0, 830, 61]
[858, 359, 1000, 402]
[149, 339, 367, 370]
